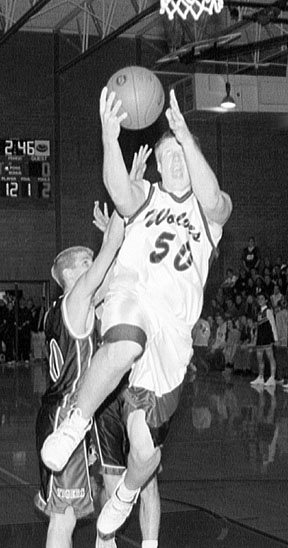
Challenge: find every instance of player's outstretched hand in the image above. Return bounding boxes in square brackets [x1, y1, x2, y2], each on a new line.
[93, 201, 124, 251]
[130, 144, 152, 181]
[93, 201, 109, 233]
[165, 89, 190, 144]
[99, 86, 128, 142]
[103, 208, 125, 251]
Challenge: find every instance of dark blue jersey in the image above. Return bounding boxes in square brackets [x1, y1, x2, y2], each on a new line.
[42, 294, 95, 406]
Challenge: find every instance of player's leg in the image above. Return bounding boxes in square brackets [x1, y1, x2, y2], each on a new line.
[125, 410, 161, 491]
[96, 473, 160, 548]
[95, 474, 119, 548]
[139, 475, 160, 548]
[264, 346, 276, 386]
[97, 409, 161, 536]
[46, 507, 76, 548]
[250, 348, 265, 385]
[41, 339, 143, 472]
[41, 293, 147, 472]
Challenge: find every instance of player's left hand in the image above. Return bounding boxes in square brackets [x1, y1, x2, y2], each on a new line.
[93, 201, 109, 233]
[129, 144, 152, 181]
[165, 89, 191, 144]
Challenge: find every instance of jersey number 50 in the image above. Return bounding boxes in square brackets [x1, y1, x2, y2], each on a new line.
[150, 231, 193, 272]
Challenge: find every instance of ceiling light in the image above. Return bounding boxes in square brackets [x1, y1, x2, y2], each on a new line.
[221, 81, 236, 110]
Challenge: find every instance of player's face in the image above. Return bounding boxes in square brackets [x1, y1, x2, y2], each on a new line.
[257, 295, 266, 307]
[157, 137, 190, 193]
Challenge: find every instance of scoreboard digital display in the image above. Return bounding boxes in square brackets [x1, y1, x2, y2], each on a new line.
[0, 139, 51, 201]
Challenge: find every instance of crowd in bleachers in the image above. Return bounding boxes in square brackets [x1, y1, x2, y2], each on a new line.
[0, 294, 46, 363]
[192, 237, 288, 374]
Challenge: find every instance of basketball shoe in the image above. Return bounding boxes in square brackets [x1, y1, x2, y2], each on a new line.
[250, 375, 264, 386]
[97, 472, 139, 536]
[264, 376, 276, 387]
[41, 407, 92, 472]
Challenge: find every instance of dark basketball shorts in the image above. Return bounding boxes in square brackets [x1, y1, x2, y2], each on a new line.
[93, 379, 182, 474]
[35, 403, 94, 518]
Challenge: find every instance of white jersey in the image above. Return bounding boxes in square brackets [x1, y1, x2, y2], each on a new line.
[101, 181, 223, 406]
[109, 181, 222, 332]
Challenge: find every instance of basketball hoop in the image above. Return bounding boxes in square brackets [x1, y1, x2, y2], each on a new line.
[160, 0, 224, 21]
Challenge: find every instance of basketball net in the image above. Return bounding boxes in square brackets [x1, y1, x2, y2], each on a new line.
[160, 0, 224, 21]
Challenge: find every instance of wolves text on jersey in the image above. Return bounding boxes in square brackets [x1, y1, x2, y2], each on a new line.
[144, 207, 201, 242]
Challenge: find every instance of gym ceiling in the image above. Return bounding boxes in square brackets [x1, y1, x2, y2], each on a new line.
[0, 0, 287, 76]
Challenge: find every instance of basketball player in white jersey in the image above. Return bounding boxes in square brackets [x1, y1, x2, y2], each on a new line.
[42, 87, 232, 543]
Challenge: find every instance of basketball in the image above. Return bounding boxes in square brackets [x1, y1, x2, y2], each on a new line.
[106, 66, 165, 130]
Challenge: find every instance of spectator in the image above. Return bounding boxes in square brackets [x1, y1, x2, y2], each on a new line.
[246, 277, 255, 297]
[275, 255, 287, 273]
[208, 313, 227, 371]
[250, 293, 278, 387]
[207, 315, 217, 342]
[254, 276, 265, 298]
[250, 268, 260, 285]
[275, 298, 288, 347]
[235, 294, 246, 317]
[190, 318, 211, 375]
[215, 287, 225, 313]
[270, 284, 283, 311]
[209, 297, 224, 319]
[239, 315, 249, 344]
[262, 256, 272, 275]
[17, 297, 32, 362]
[4, 300, 16, 362]
[234, 267, 247, 296]
[242, 236, 260, 273]
[245, 294, 257, 320]
[0, 299, 8, 360]
[223, 318, 241, 369]
[246, 317, 257, 346]
[221, 267, 237, 298]
[224, 297, 238, 320]
[271, 265, 282, 285]
[263, 273, 274, 298]
[30, 297, 47, 361]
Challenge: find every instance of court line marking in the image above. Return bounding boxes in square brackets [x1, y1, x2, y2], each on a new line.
[0, 465, 29, 486]
[118, 534, 140, 547]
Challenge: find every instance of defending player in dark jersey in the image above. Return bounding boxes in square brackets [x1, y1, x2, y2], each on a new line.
[35, 208, 123, 548]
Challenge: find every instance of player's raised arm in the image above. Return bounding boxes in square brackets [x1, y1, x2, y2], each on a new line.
[66, 205, 124, 334]
[100, 87, 146, 217]
[166, 89, 232, 226]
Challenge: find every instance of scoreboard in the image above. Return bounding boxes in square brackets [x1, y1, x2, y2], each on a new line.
[0, 139, 51, 201]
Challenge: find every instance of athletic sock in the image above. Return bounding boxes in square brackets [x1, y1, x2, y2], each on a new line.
[142, 541, 158, 548]
[117, 481, 138, 503]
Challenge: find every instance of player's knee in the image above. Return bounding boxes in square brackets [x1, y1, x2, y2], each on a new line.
[48, 507, 76, 536]
[106, 340, 143, 373]
[140, 475, 159, 502]
[129, 444, 161, 472]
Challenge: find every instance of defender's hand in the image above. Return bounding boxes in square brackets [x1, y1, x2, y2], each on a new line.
[93, 201, 109, 233]
[103, 209, 125, 251]
[130, 144, 152, 181]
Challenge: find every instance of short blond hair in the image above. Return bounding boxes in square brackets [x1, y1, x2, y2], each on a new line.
[51, 246, 93, 290]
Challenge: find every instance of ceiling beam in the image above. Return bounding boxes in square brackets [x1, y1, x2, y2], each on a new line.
[197, 32, 288, 60]
[54, 3, 84, 31]
[0, 0, 52, 47]
[56, 1, 159, 75]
